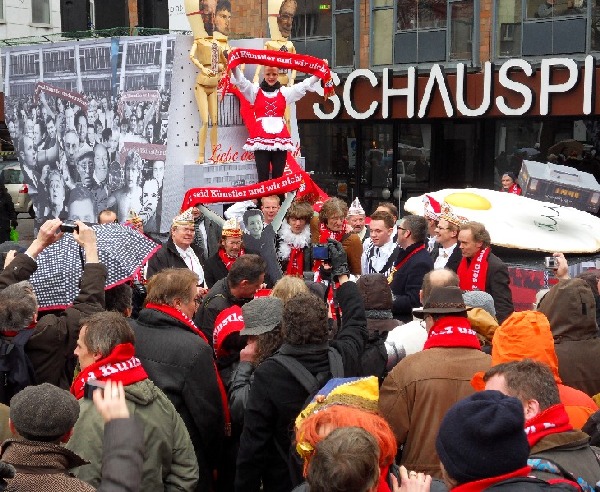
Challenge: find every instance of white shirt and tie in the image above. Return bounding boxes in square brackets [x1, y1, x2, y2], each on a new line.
[175, 243, 206, 286]
[361, 239, 399, 276]
[433, 243, 458, 270]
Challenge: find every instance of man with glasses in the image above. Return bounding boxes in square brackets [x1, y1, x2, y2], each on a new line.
[389, 215, 433, 323]
[147, 208, 207, 291]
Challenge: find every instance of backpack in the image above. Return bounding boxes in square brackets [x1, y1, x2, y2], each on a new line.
[0, 330, 37, 405]
[270, 347, 345, 486]
[528, 452, 600, 492]
[271, 347, 345, 408]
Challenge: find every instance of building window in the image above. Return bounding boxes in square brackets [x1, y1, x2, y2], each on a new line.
[292, 0, 356, 68]
[0, 0, 4, 22]
[32, 0, 51, 24]
[495, 0, 588, 57]
[373, 0, 474, 66]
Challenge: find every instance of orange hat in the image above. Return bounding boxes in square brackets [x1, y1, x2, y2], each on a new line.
[471, 310, 561, 390]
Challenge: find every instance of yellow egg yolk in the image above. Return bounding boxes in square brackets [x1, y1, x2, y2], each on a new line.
[445, 192, 492, 210]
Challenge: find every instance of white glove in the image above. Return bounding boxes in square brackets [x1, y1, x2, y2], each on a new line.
[230, 66, 242, 84]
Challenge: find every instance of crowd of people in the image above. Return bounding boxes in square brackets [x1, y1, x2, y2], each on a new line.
[5, 89, 169, 230]
[1, 188, 600, 492]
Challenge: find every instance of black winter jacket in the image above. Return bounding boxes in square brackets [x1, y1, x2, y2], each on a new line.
[234, 281, 367, 492]
[130, 308, 225, 492]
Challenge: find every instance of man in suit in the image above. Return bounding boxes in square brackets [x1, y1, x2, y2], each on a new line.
[430, 203, 466, 272]
[457, 221, 514, 323]
[389, 215, 434, 323]
[146, 208, 206, 284]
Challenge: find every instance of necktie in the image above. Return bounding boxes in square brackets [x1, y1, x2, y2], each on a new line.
[194, 218, 206, 259]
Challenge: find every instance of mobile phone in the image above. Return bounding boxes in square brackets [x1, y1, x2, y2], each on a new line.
[312, 244, 329, 261]
[544, 257, 557, 269]
[60, 220, 79, 233]
[83, 380, 106, 400]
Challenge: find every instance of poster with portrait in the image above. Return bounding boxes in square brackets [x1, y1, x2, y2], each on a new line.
[1, 34, 176, 233]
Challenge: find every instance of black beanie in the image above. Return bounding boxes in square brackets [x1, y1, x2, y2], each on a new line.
[435, 390, 529, 484]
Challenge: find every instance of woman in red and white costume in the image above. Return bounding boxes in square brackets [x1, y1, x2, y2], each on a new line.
[229, 65, 321, 182]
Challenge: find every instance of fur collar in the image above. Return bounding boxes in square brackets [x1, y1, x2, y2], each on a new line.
[278, 221, 311, 260]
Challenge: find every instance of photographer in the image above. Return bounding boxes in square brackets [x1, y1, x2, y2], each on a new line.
[235, 239, 367, 491]
[0, 219, 106, 390]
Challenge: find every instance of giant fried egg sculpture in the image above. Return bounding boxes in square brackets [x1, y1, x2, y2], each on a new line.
[405, 188, 600, 253]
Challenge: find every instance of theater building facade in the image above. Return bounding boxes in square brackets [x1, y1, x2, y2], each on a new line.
[285, 0, 600, 214]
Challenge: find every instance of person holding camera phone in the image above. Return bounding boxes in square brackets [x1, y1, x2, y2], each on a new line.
[309, 198, 362, 277]
[0, 219, 106, 390]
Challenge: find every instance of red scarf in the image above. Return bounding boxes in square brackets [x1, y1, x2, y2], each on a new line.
[423, 316, 482, 350]
[387, 244, 426, 284]
[226, 48, 335, 99]
[286, 247, 304, 276]
[508, 183, 521, 195]
[1, 321, 36, 338]
[218, 247, 244, 271]
[71, 343, 148, 400]
[525, 403, 573, 447]
[452, 466, 531, 492]
[458, 247, 490, 292]
[144, 303, 232, 436]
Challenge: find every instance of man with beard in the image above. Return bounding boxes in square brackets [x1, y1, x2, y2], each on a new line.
[347, 198, 369, 243]
[204, 218, 244, 288]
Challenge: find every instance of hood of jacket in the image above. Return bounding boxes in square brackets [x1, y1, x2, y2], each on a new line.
[538, 278, 598, 342]
[472, 310, 560, 390]
[357, 274, 393, 310]
[124, 378, 158, 407]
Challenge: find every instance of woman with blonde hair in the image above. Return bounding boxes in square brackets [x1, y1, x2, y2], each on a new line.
[271, 275, 309, 303]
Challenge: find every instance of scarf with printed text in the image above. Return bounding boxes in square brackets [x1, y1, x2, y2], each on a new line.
[71, 343, 147, 400]
[458, 247, 490, 292]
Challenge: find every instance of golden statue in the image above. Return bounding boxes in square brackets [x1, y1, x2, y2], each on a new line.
[185, 0, 231, 163]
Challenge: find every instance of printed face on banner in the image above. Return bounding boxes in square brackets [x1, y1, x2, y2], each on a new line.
[2, 36, 175, 232]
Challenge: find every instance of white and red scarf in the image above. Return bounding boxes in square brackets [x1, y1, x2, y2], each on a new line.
[225, 48, 335, 99]
[423, 316, 482, 350]
[145, 303, 232, 436]
[458, 247, 490, 292]
[507, 183, 521, 195]
[525, 403, 573, 447]
[218, 247, 244, 271]
[278, 221, 311, 277]
[452, 467, 532, 492]
[71, 343, 148, 400]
